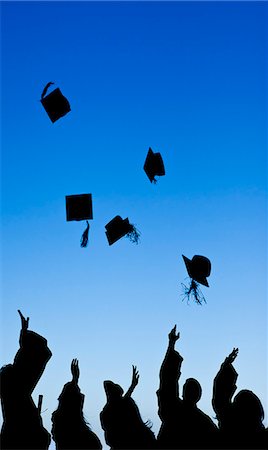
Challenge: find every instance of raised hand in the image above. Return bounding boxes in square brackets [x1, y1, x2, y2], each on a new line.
[226, 348, 239, 364]
[168, 325, 180, 344]
[131, 365, 139, 388]
[71, 358, 80, 384]
[18, 310, 29, 331]
[124, 365, 140, 398]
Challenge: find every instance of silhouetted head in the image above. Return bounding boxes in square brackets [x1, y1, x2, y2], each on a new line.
[57, 382, 85, 413]
[182, 378, 202, 405]
[103, 380, 124, 400]
[233, 390, 264, 426]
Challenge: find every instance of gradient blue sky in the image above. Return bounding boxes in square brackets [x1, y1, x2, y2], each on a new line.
[1, 1, 267, 448]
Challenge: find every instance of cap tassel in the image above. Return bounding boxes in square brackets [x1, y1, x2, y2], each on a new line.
[126, 224, 141, 244]
[80, 221, 90, 248]
[181, 279, 206, 305]
[41, 82, 54, 99]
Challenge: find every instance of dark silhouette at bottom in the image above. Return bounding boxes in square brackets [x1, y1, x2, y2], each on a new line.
[1, 310, 267, 450]
[51, 359, 102, 449]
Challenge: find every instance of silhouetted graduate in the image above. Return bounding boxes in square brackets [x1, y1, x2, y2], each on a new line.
[100, 365, 156, 449]
[105, 216, 140, 245]
[52, 359, 102, 450]
[143, 147, 165, 183]
[0, 310, 52, 450]
[41, 82, 71, 122]
[181, 254, 211, 304]
[66, 194, 93, 248]
[157, 326, 219, 449]
[212, 348, 267, 449]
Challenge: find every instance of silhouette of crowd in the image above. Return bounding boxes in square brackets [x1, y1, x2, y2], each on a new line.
[0, 311, 267, 450]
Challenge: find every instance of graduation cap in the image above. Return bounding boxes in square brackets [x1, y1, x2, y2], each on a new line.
[41, 82, 71, 123]
[181, 255, 211, 304]
[105, 215, 140, 245]
[143, 147, 165, 183]
[66, 194, 93, 248]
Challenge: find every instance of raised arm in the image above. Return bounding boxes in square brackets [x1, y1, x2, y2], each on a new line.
[212, 348, 239, 423]
[157, 325, 183, 422]
[18, 309, 29, 346]
[168, 325, 180, 351]
[124, 365, 139, 398]
[159, 325, 183, 389]
[71, 358, 80, 385]
[13, 310, 52, 394]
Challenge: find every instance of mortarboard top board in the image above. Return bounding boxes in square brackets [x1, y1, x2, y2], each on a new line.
[182, 254, 211, 287]
[66, 194, 93, 222]
[65, 194, 93, 248]
[105, 216, 131, 245]
[105, 215, 140, 245]
[143, 147, 165, 183]
[41, 82, 71, 123]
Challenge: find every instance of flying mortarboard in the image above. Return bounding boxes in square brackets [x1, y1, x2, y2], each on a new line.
[182, 255, 211, 287]
[181, 255, 211, 304]
[105, 215, 140, 245]
[41, 82, 71, 123]
[143, 147, 165, 183]
[65, 194, 93, 248]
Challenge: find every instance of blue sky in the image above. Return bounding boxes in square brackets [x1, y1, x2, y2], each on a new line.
[1, 1, 267, 448]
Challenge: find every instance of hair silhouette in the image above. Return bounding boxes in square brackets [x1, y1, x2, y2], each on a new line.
[51, 358, 102, 450]
[0, 310, 52, 450]
[157, 325, 219, 449]
[100, 365, 157, 449]
[212, 348, 267, 449]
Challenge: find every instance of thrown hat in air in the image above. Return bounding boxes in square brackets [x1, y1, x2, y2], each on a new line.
[143, 147, 165, 183]
[105, 215, 140, 245]
[181, 255, 211, 305]
[66, 194, 93, 248]
[182, 255, 211, 287]
[41, 82, 71, 123]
